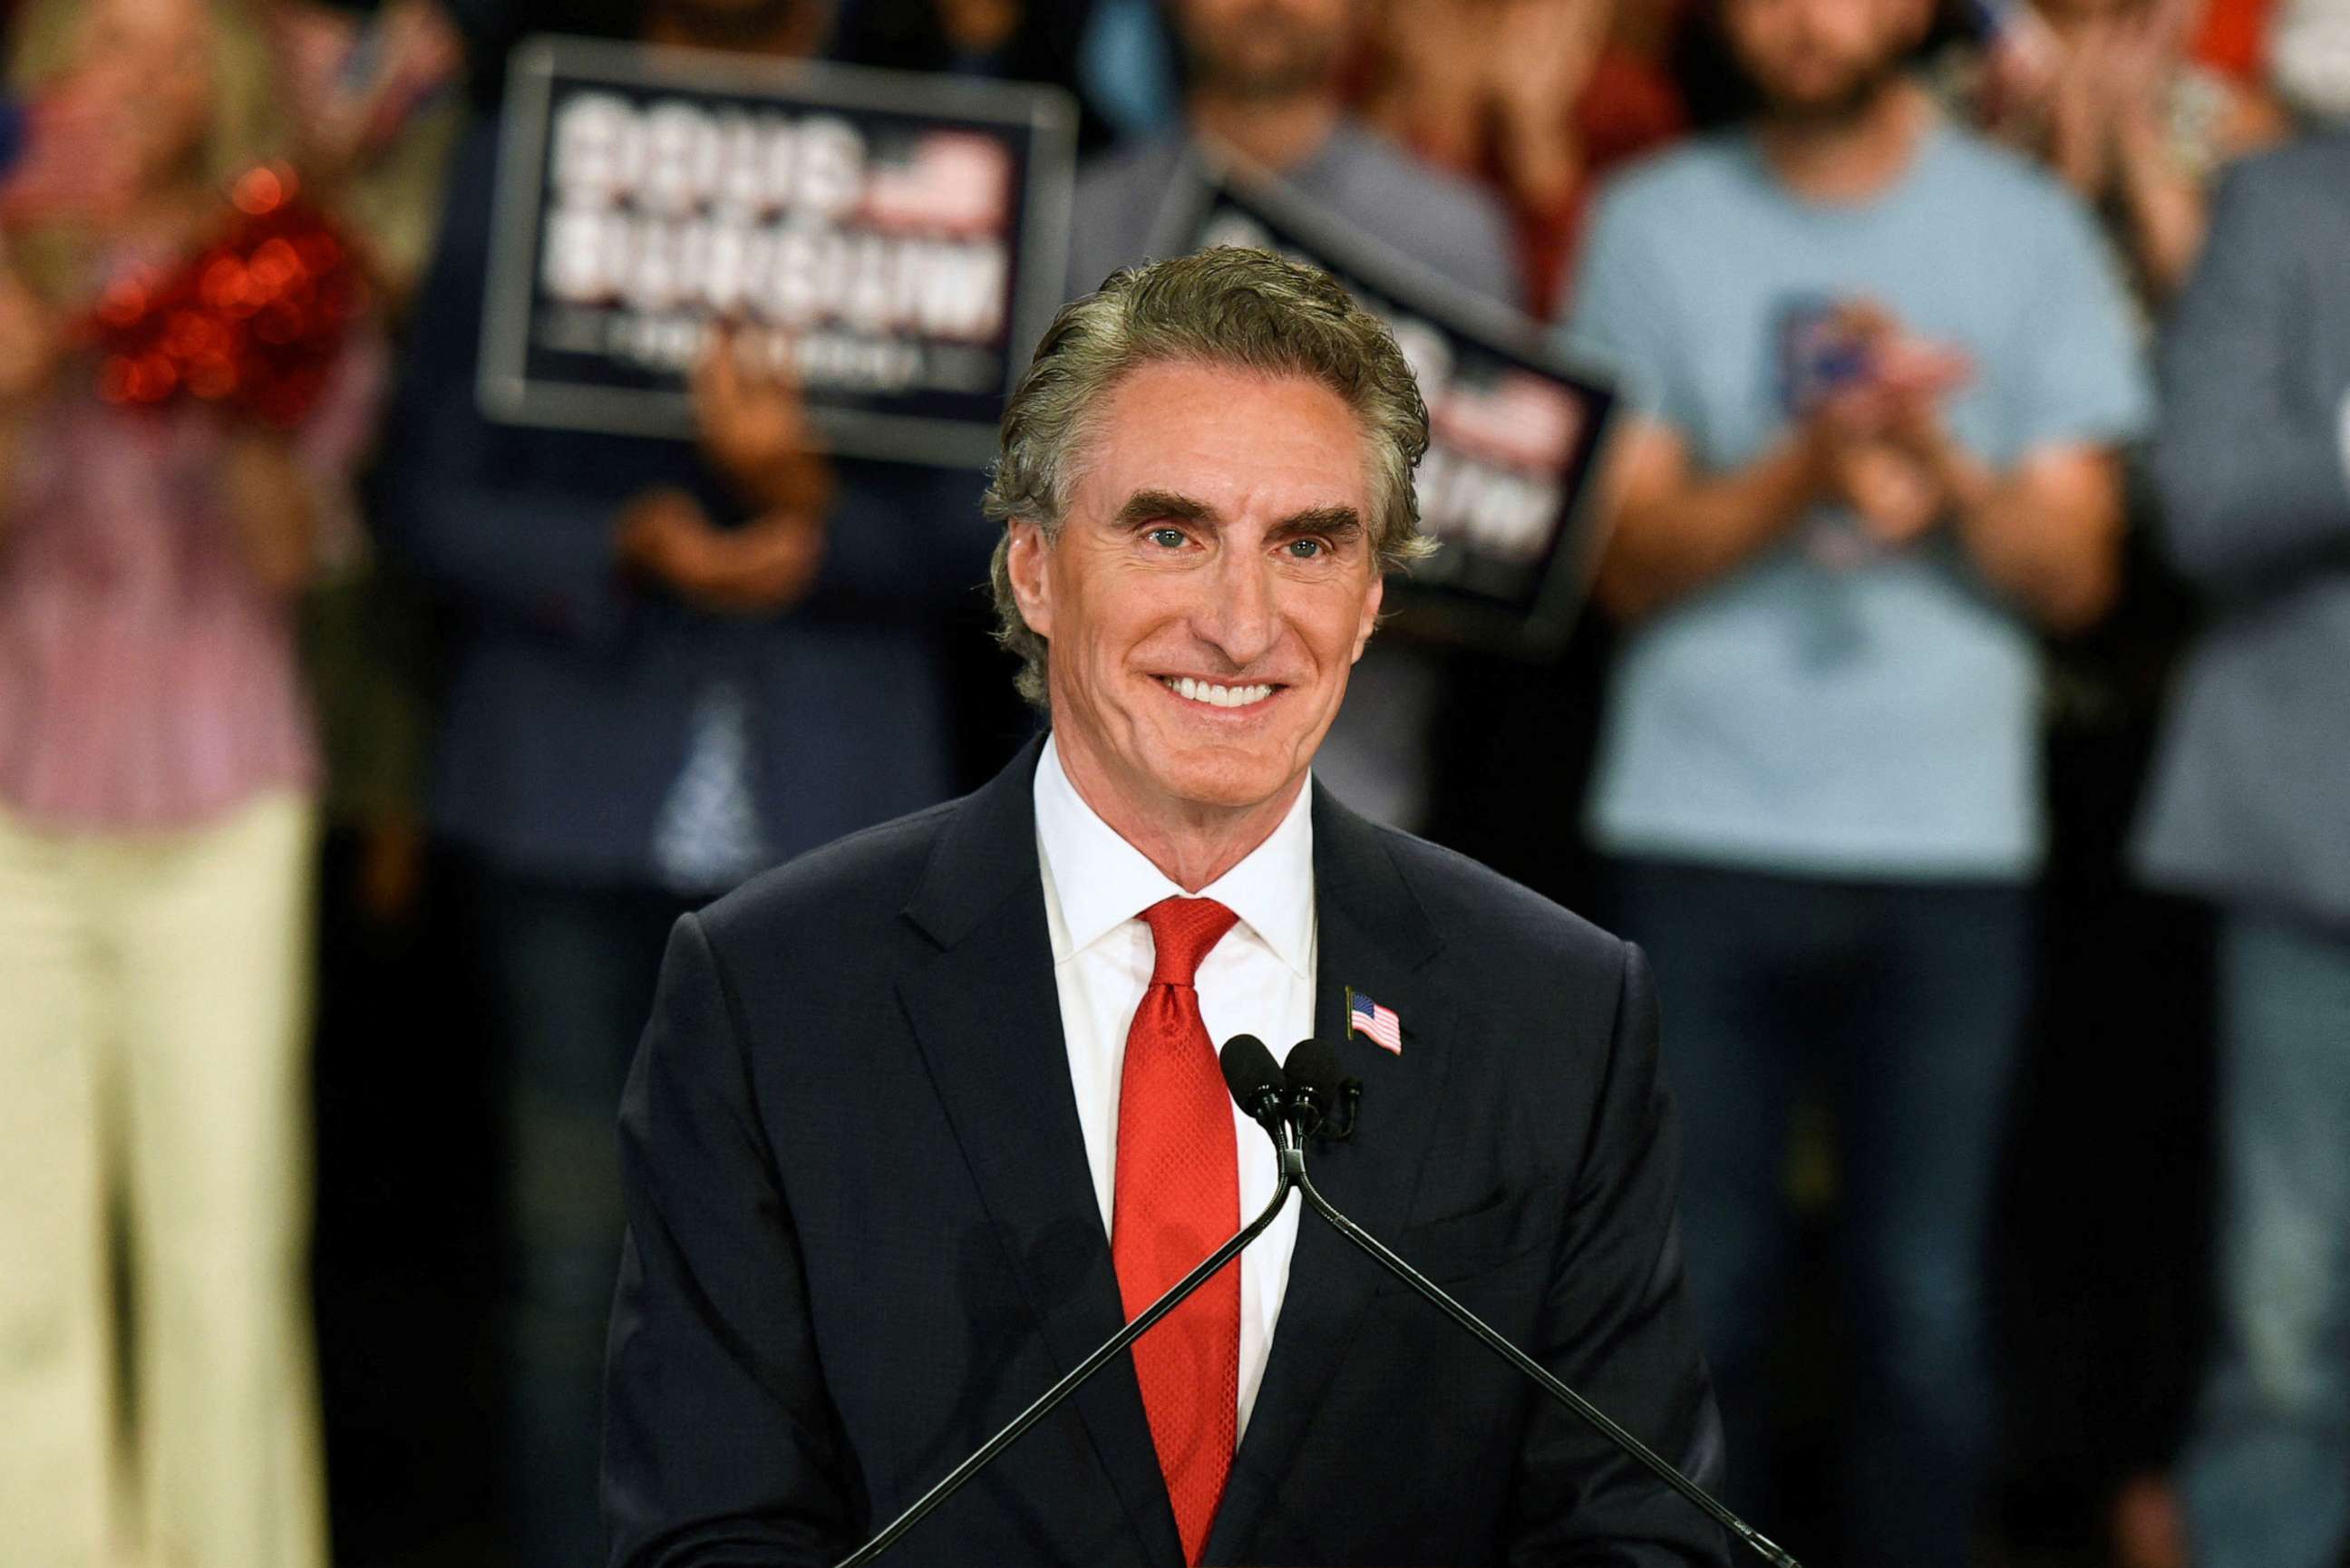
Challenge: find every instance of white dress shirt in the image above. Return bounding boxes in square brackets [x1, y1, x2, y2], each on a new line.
[1033, 735, 1314, 1441]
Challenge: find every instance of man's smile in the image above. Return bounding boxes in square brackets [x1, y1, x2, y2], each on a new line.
[1154, 674, 1285, 711]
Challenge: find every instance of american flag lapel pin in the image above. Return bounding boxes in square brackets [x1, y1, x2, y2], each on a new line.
[1346, 987, 1403, 1055]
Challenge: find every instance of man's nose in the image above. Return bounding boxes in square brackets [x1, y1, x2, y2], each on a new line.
[1193, 547, 1281, 670]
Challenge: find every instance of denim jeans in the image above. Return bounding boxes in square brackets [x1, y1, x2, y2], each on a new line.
[1607, 858, 2030, 1568]
[2182, 910, 2350, 1568]
[473, 871, 697, 1568]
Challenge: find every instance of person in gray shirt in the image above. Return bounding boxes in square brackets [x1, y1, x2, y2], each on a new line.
[1064, 0, 1520, 831]
[2134, 126, 2350, 1568]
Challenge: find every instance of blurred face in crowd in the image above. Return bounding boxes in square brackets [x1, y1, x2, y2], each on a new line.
[1719, 0, 1929, 124]
[1175, 0, 1354, 100]
[72, 0, 217, 195]
[1006, 361, 1384, 828]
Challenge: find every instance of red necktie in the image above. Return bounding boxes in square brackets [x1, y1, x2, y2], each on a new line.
[1112, 895, 1242, 1566]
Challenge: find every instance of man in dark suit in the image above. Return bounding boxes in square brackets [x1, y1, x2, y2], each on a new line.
[603, 247, 1728, 1567]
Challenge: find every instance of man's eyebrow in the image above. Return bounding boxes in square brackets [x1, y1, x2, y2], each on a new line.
[1268, 505, 1364, 540]
[1110, 489, 1218, 528]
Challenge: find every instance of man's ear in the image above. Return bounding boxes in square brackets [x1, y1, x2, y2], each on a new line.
[1351, 569, 1384, 663]
[1006, 518, 1054, 639]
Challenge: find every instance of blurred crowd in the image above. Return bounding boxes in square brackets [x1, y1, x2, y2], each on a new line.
[0, 0, 2345, 1566]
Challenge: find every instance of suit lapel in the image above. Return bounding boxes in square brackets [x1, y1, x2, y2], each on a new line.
[1205, 788, 1458, 1562]
[897, 739, 1185, 1568]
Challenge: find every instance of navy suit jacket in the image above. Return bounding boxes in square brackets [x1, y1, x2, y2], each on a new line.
[603, 738, 1729, 1566]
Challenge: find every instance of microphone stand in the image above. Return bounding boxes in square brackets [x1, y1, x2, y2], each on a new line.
[1292, 1166, 1804, 1568]
[832, 1118, 1307, 1568]
[832, 1081, 1798, 1568]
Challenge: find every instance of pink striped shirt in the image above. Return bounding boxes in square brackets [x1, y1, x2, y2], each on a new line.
[0, 340, 382, 831]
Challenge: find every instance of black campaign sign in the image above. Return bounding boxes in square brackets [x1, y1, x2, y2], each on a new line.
[480, 37, 1075, 466]
[1156, 160, 1620, 656]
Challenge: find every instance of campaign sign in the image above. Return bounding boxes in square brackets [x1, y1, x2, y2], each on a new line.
[481, 36, 1076, 466]
[1151, 158, 1620, 656]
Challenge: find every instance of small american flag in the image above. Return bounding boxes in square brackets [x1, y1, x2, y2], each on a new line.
[1348, 990, 1403, 1055]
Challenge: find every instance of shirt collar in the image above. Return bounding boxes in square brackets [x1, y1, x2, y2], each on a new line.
[1034, 733, 1316, 980]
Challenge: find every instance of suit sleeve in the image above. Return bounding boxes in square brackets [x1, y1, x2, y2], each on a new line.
[2150, 160, 2350, 595]
[1503, 940, 1733, 1567]
[603, 914, 862, 1568]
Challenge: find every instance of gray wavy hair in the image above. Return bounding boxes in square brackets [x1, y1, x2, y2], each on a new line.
[983, 247, 1433, 710]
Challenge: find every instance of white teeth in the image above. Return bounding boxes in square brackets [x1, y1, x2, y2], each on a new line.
[1164, 678, 1274, 708]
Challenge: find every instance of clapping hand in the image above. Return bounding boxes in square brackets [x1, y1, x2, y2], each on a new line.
[270, 0, 465, 183]
[1801, 301, 1976, 548]
[1488, 0, 1612, 216]
[617, 488, 827, 617]
[2020, 0, 2195, 197]
[1366, 0, 1612, 214]
[692, 322, 835, 518]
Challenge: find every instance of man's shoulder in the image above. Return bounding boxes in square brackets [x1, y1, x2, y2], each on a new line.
[1576, 134, 1766, 282]
[2212, 130, 2350, 211]
[695, 793, 970, 954]
[1319, 120, 1507, 230]
[1315, 121, 1517, 298]
[1074, 132, 1189, 214]
[1362, 817, 1626, 982]
[1921, 121, 2100, 232]
[1590, 132, 1752, 221]
[1069, 133, 1191, 293]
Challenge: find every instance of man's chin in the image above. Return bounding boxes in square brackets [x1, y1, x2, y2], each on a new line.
[1195, 34, 1337, 100]
[1138, 744, 1306, 818]
[1762, 67, 1897, 128]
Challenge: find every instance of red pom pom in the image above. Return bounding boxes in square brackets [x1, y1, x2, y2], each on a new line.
[83, 162, 368, 428]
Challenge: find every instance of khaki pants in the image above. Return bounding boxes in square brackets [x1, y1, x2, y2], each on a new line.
[0, 792, 326, 1568]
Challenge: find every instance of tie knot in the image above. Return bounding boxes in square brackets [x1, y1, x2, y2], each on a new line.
[1141, 896, 1238, 987]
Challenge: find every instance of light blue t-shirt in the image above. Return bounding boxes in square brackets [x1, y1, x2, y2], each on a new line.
[1565, 121, 2151, 881]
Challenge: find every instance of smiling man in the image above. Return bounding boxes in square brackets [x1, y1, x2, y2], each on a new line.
[601, 248, 1729, 1568]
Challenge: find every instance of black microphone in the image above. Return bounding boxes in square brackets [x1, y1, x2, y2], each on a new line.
[1219, 1031, 1286, 1134]
[832, 1038, 1302, 1566]
[1280, 1040, 1803, 1568]
[1279, 1035, 1364, 1142]
[1279, 1036, 1345, 1137]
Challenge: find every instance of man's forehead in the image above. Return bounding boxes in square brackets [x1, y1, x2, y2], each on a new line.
[1073, 361, 1375, 519]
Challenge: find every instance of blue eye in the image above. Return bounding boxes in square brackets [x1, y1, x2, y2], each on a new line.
[1287, 538, 1326, 558]
[1148, 528, 1186, 548]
